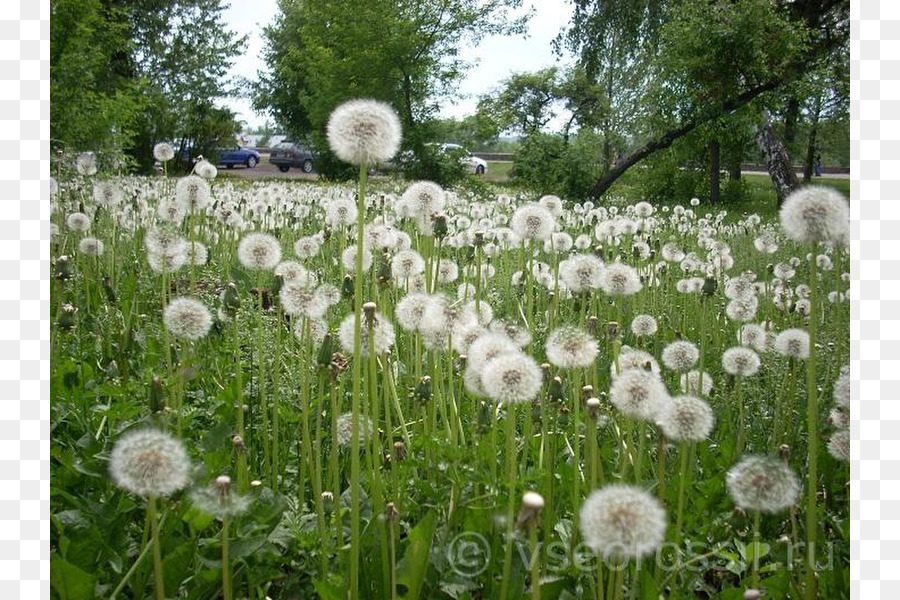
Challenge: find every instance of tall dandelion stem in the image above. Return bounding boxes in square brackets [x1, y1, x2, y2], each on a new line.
[500, 405, 517, 600]
[148, 495, 165, 600]
[349, 161, 368, 600]
[804, 242, 820, 600]
[222, 514, 232, 600]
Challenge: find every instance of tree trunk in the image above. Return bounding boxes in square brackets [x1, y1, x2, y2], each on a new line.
[803, 94, 823, 182]
[728, 160, 742, 181]
[784, 96, 800, 145]
[757, 113, 799, 206]
[589, 77, 784, 199]
[710, 139, 721, 204]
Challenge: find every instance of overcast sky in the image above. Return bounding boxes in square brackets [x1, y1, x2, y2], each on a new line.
[221, 0, 575, 130]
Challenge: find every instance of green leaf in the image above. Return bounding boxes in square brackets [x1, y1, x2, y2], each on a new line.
[741, 541, 770, 563]
[639, 567, 661, 600]
[182, 504, 216, 531]
[314, 578, 348, 600]
[396, 511, 437, 599]
[51, 555, 96, 600]
[163, 542, 194, 597]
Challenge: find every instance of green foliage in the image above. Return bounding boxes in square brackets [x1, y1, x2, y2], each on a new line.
[511, 131, 602, 201]
[50, 0, 246, 172]
[255, 0, 529, 179]
[397, 144, 470, 189]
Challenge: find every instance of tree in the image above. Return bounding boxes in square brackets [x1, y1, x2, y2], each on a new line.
[561, 0, 848, 199]
[51, 0, 246, 172]
[254, 0, 529, 178]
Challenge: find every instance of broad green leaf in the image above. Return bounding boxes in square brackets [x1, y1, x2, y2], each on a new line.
[396, 511, 437, 599]
[51, 555, 95, 600]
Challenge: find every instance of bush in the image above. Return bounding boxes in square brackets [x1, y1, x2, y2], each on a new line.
[398, 144, 470, 188]
[511, 132, 603, 201]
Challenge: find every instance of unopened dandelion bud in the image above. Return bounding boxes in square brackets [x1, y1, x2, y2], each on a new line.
[363, 301, 377, 325]
[385, 502, 399, 523]
[54, 255, 71, 280]
[518, 491, 545, 527]
[557, 405, 570, 427]
[477, 401, 491, 431]
[586, 397, 601, 420]
[342, 274, 354, 299]
[743, 589, 761, 600]
[473, 230, 484, 246]
[415, 376, 432, 403]
[149, 376, 165, 413]
[433, 215, 448, 239]
[221, 283, 240, 312]
[58, 302, 79, 330]
[377, 253, 392, 284]
[587, 315, 599, 336]
[779, 444, 791, 459]
[607, 321, 620, 340]
[322, 491, 334, 512]
[393, 441, 406, 462]
[702, 277, 717, 296]
[581, 384, 594, 400]
[548, 376, 564, 402]
[457, 354, 468, 370]
[250, 480, 262, 488]
[777, 535, 791, 545]
[215, 475, 232, 491]
[232, 435, 246, 453]
[317, 333, 334, 368]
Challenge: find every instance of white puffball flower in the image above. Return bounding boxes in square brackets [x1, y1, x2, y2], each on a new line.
[327, 99, 402, 166]
[726, 455, 800, 514]
[779, 186, 849, 245]
[658, 394, 714, 442]
[238, 233, 282, 271]
[78, 237, 105, 256]
[163, 297, 213, 341]
[545, 326, 599, 369]
[774, 328, 810, 360]
[722, 346, 761, 377]
[338, 311, 395, 356]
[481, 351, 543, 405]
[661, 340, 699, 372]
[579, 484, 667, 561]
[153, 142, 175, 162]
[109, 429, 191, 498]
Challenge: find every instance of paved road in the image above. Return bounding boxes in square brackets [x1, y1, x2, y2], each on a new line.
[222, 155, 319, 181]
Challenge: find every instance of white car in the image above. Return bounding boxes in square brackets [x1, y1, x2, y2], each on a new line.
[428, 143, 488, 175]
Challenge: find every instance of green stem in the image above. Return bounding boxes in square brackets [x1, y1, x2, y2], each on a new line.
[804, 243, 820, 600]
[148, 495, 165, 600]
[349, 162, 367, 600]
[499, 405, 517, 600]
[222, 515, 232, 600]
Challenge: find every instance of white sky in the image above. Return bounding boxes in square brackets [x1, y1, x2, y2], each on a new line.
[220, 0, 575, 130]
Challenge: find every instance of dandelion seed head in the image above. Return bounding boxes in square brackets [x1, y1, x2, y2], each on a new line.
[238, 233, 282, 270]
[774, 328, 810, 360]
[630, 315, 658, 338]
[679, 370, 714, 396]
[827, 429, 850, 462]
[109, 429, 191, 498]
[481, 351, 543, 404]
[579, 484, 667, 560]
[338, 311, 395, 356]
[546, 326, 599, 369]
[726, 455, 800, 514]
[163, 297, 213, 341]
[609, 369, 668, 421]
[66, 212, 92, 232]
[600, 262, 642, 296]
[661, 340, 699, 372]
[511, 203, 555, 241]
[658, 395, 714, 442]
[722, 346, 761, 377]
[780, 186, 850, 244]
[327, 99, 402, 165]
[78, 237, 104, 256]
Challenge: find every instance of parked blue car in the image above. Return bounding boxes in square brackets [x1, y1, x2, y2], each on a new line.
[217, 146, 261, 169]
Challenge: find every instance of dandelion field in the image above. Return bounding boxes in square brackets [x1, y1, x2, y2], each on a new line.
[51, 107, 851, 600]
